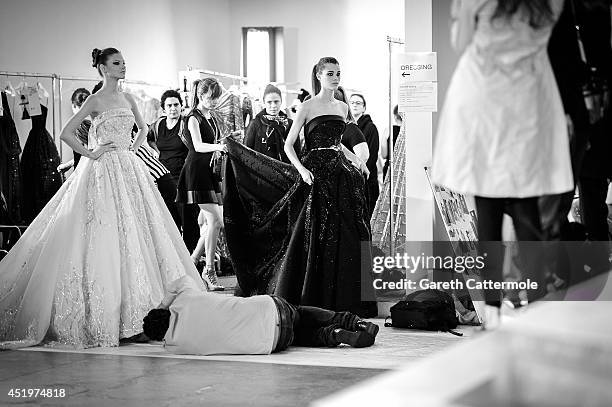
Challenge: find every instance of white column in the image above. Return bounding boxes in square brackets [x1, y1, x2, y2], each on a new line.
[403, 0, 433, 242]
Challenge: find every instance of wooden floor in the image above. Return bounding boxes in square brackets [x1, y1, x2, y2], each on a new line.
[0, 321, 478, 406]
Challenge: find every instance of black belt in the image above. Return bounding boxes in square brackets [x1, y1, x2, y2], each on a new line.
[270, 295, 297, 352]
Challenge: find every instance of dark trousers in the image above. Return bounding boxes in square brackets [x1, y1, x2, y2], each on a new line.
[156, 173, 181, 229]
[170, 174, 200, 253]
[271, 296, 360, 352]
[475, 196, 545, 305]
[579, 176, 610, 241]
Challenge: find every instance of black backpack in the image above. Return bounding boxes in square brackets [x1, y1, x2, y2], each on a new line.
[385, 289, 462, 336]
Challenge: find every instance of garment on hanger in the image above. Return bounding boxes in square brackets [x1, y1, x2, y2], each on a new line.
[211, 91, 245, 142]
[17, 82, 42, 118]
[20, 104, 62, 223]
[370, 120, 407, 254]
[0, 91, 22, 224]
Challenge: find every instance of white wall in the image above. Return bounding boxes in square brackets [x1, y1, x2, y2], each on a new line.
[0, 0, 403, 159]
[227, 0, 405, 130]
[0, 0, 179, 83]
[0, 0, 233, 159]
[403, 0, 433, 241]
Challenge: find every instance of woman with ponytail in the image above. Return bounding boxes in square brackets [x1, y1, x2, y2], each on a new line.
[224, 57, 377, 318]
[176, 78, 226, 291]
[0, 47, 206, 349]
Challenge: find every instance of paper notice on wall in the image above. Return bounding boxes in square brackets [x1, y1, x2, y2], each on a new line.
[18, 85, 42, 117]
[395, 52, 438, 113]
[398, 81, 437, 112]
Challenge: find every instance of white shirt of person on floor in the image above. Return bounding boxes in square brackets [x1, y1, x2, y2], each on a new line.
[159, 275, 278, 355]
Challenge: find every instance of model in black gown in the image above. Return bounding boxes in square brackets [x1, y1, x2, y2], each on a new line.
[225, 114, 378, 317]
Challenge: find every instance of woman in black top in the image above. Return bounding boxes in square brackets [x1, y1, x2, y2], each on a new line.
[176, 78, 226, 290]
[334, 86, 369, 164]
[350, 93, 380, 221]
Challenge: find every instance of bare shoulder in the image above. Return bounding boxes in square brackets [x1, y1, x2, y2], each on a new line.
[122, 92, 138, 107]
[337, 100, 349, 115]
[300, 98, 315, 111]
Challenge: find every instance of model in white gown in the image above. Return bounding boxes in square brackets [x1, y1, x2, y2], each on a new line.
[0, 104, 206, 349]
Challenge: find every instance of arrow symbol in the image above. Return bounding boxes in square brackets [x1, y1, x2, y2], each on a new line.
[402, 72, 410, 77]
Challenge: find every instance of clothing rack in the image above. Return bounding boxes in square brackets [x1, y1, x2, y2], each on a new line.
[1, 70, 170, 161]
[56, 75, 172, 148]
[0, 71, 58, 143]
[199, 69, 248, 83]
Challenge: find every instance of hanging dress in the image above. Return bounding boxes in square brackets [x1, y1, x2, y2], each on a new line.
[20, 104, 62, 223]
[0, 91, 23, 224]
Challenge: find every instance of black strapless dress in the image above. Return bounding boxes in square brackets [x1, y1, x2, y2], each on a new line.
[225, 114, 377, 317]
[20, 104, 62, 223]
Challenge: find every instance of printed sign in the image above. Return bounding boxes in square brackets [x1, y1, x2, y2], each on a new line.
[396, 52, 438, 112]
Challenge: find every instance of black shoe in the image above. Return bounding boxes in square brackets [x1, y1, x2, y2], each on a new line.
[356, 321, 379, 339]
[119, 332, 149, 344]
[333, 328, 375, 348]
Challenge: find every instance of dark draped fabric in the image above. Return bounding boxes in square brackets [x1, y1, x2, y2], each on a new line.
[0, 91, 23, 224]
[20, 105, 62, 223]
[224, 115, 378, 317]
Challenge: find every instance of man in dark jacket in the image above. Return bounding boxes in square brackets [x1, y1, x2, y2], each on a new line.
[244, 84, 299, 163]
[350, 93, 380, 220]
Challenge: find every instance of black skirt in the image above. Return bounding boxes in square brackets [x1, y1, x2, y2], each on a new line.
[176, 151, 222, 204]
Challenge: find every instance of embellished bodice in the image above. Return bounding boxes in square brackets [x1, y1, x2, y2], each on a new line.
[304, 115, 346, 152]
[90, 108, 135, 151]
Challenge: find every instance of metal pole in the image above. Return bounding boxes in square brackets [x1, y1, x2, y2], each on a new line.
[51, 75, 57, 159]
[0, 71, 56, 79]
[58, 77, 63, 162]
[388, 38, 395, 256]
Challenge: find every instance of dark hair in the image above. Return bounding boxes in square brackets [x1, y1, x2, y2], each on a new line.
[189, 79, 201, 113]
[491, 0, 554, 28]
[311, 57, 339, 95]
[143, 309, 171, 341]
[393, 105, 399, 117]
[351, 93, 366, 109]
[191, 78, 222, 112]
[297, 88, 310, 103]
[263, 84, 282, 101]
[161, 89, 183, 109]
[92, 81, 103, 95]
[91, 47, 121, 76]
[197, 78, 222, 100]
[71, 88, 90, 108]
[333, 86, 354, 122]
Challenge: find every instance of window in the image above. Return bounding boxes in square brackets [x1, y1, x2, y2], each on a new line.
[242, 27, 283, 85]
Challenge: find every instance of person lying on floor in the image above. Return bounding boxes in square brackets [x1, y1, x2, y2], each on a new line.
[142, 275, 379, 355]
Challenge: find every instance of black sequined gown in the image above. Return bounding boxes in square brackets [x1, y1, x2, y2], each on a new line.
[0, 91, 22, 224]
[225, 115, 378, 317]
[20, 104, 62, 223]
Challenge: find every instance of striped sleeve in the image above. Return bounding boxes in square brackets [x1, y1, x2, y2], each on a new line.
[135, 145, 170, 180]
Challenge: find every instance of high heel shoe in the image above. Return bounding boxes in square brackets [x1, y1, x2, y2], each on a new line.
[202, 266, 224, 291]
